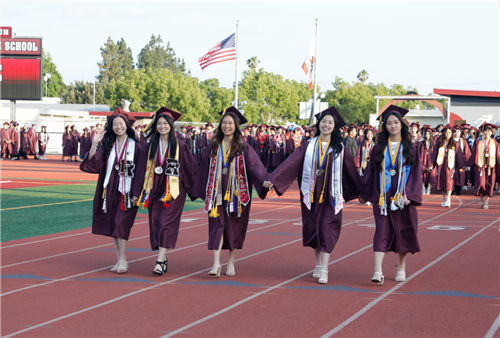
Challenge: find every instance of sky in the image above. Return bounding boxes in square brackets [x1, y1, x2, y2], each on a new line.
[3, 1, 499, 97]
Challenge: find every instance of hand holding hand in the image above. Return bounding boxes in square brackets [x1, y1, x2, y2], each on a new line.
[131, 196, 139, 205]
[263, 181, 273, 189]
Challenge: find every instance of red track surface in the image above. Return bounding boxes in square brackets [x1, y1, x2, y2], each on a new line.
[1, 159, 499, 338]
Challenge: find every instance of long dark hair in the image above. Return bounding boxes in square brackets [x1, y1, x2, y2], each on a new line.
[101, 115, 138, 161]
[312, 112, 343, 159]
[210, 114, 244, 159]
[374, 112, 415, 171]
[423, 129, 434, 152]
[437, 126, 456, 150]
[145, 114, 178, 160]
[363, 128, 374, 145]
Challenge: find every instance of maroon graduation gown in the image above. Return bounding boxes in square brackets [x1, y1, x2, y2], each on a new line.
[20, 129, 29, 154]
[38, 132, 49, 155]
[466, 140, 500, 197]
[430, 141, 466, 191]
[270, 140, 362, 254]
[80, 141, 146, 240]
[267, 135, 286, 167]
[360, 144, 422, 254]
[419, 140, 437, 184]
[27, 129, 37, 155]
[353, 141, 375, 182]
[62, 133, 71, 156]
[79, 135, 91, 157]
[191, 135, 203, 165]
[1, 128, 12, 155]
[255, 133, 268, 166]
[70, 131, 79, 156]
[146, 141, 197, 250]
[454, 138, 471, 187]
[10, 128, 19, 156]
[192, 142, 268, 250]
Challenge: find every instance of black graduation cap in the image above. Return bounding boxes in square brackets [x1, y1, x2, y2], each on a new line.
[218, 106, 248, 124]
[155, 107, 182, 122]
[314, 106, 346, 128]
[378, 104, 409, 121]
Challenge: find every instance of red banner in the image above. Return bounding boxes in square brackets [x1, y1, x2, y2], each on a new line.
[0, 27, 12, 38]
[0, 38, 42, 56]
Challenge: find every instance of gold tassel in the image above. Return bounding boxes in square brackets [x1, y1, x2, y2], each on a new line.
[209, 206, 219, 218]
[102, 188, 106, 199]
[379, 195, 383, 207]
[239, 202, 242, 214]
[310, 192, 314, 203]
[319, 191, 324, 204]
[224, 189, 230, 201]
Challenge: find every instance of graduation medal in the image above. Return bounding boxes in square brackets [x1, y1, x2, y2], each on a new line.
[389, 138, 401, 178]
[221, 140, 231, 176]
[115, 164, 120, 171]
[316, 169, 324, 176]
[156, 140, 168, 175]
[155, 166, 163, 174]
[316, 136, 330, 177]
[485, 153, 489, 157]
[390, 169, 396, 176]
[114, 137, 129, 171]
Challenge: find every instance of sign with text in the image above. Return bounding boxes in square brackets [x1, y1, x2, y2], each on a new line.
[0, 27, 12, 38]
[0, 57, 42, 100]
[0, 38, 42, 56]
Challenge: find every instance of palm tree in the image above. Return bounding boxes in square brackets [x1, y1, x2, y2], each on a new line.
[357, 69, 369, 84]
[246, 56, 260, 70]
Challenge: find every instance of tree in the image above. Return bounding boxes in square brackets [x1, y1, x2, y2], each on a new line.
[41, 50, 65, 97]
[97, 37, 134, 83]
[246, 56, 260, 70]
[199, 78, 234, 121]
[61, 80, 109, 105]
[107, 68, 209, 121]
[357, 69, 369, 84]
[136, 34, 187, 75]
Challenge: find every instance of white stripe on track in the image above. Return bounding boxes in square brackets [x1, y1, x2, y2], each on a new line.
[485, 313, 500, 338]
[320, 216, 500, 338]
[1, 203, 300, 268]
[1, 216, 304, 296]
[2, 235, 306, 338]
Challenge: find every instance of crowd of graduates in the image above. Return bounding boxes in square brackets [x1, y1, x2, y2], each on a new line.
[3, 107, 499, 285]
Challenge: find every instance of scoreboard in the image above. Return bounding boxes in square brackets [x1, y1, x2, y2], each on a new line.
[0, 35, 43, 100]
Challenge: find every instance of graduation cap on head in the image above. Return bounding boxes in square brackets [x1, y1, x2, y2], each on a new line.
[314, 106, 346, 128]
[3, 122, 8, 125]
[205, 122, 214, 128]
[83, 127, 89, 131]
[218, 106, 248, 124]
[379, 104, 410, 121]
[109, 107, 136, 126]
[442, 124, 454, 131]
[410, 121, 420, 130]
[460, 123, 470, 129]
[95, 123, 102, 127]
[90, 126, 95, 129]
[155, 107, 182, 122]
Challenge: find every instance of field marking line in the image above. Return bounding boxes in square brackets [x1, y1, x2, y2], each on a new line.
[0, 216, 304, 296]
[485, 313, 500, 338]
[1, 199, 94, 211]
[2, 233, 309, 338]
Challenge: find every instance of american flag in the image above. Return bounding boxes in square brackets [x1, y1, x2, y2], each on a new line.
[199, 33, 236, 71]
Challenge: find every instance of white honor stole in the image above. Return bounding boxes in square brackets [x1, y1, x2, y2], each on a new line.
[301, 137, 344, 215]
[104, 138, 136, 194]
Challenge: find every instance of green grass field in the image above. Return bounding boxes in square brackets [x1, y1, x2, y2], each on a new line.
[1, 181, 206, 242]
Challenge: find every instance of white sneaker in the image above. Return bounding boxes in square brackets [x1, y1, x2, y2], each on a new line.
[422, 187, 426, 195]
[365, 201, 372, 206]
[463, 185, 467, 191]
[427, 187, 432, 195]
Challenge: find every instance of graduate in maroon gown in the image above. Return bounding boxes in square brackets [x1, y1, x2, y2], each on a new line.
[10, 122, 20, 160]
[453, 126, 471, 195]
[268, 107, 362, 284]
[267, 127, 286, 172]
[19, 125, 29, 160]
[1, 122, 12, 159]
[38, 126, 49, 160]
[419, 126, 437, 195]
[201, 122, 215, 150]
[27, 124, 39, 159]
[430, 124, 466, 207]
[136, 108, 197, 276]
[288, 127, 303, 154]
[80, 108, 146, 274]
[255, 125, 268, 167]
[359, 105, 422, 286]
[354, 126, 376, 185]
[70, 125, 80, 162]
[79, 128, 92, 159]
[192, 106, 269, 277]
[191, 129, 203, 165]
[62, 125, 71, 161]
[466, 124, 500, 209]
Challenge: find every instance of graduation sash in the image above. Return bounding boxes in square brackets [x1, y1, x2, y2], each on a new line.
[361, 141, 374, 171]
[301, 137, 344, 215]
[436, 145, 455, 170]
[204, 145, 250, 218]
[476, 139, 496, 176]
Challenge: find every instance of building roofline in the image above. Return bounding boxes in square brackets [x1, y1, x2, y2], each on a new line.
[433, 88, 500, 98]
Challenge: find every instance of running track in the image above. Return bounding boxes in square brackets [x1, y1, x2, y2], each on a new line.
[1, 158, 499, 337]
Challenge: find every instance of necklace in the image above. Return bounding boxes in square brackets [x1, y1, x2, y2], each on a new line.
[156, 139, 168, 174]
[389, 138, 401, 176]
[221, 140, 231, 175]
[316, 136, 330, 176]
[114, 137, 128, 171]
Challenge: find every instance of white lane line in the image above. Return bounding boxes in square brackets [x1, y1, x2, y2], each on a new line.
[1, 203, 300, 268]
[320, 216, 500, 338]
[2, 236, 306, 338]
[485, 313, 500, 338]
[0, 217, 303, 296]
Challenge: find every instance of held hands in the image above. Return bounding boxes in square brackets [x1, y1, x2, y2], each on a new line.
[263, 181, 273, 189]
[131, 196, 139, 206]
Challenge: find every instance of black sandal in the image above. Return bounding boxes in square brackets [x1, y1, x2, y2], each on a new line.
[153, 259, 168, 276]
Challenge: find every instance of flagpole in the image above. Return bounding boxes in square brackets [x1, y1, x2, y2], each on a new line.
[234, 20, 239, 108]
[308, 19, 318, 126]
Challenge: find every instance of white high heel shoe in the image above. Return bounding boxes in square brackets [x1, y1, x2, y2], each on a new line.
[318, 270, 329, 284]
[312, 265, 322, 278]
[371, 272, 384, 286]
[395, 271, 406, 282]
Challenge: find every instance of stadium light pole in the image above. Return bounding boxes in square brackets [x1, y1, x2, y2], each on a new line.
[43, 73, 51, 110]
